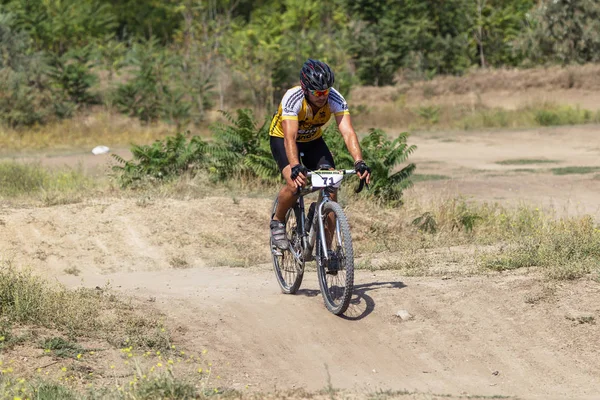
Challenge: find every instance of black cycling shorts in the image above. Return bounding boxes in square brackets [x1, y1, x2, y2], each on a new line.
[270, 136, 336, 172]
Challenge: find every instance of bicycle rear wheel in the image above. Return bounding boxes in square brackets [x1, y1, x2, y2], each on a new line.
[271, 199, 304, 294]
[316, 201, 354, 315]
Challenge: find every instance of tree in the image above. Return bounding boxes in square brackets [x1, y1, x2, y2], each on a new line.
[4, 0, 116, 55]
[515, 0, 600, 65]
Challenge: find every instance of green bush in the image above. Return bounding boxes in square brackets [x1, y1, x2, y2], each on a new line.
[113, 109, 417, 206]
[0, 13, 51, 127]
[208, 109, 279, 183]
[113, 38, 192, 127]
[47, 46, 99, 106]
[112, 131, 207, 187]
[323, 125, 416, 205]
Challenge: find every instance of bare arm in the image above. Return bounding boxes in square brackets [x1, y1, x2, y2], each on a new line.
[282, 119, 299, 166]
[336, 114, 362, 161]
[282, 119, 306, 187]
[335, 113, 371, 183]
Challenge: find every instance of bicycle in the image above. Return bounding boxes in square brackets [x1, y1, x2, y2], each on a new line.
[270, 166, 367, 315]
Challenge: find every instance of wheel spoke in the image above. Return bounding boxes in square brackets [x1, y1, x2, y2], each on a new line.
[271, 203, 304, 294]
[316, 202, 354, 315]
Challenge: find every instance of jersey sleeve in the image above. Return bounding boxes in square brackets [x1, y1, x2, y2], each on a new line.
[328, 88, 350, 116]
[280, 87, 304, 120]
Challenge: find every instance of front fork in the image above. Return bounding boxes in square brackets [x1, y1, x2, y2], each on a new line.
[303, 190, 339, 262]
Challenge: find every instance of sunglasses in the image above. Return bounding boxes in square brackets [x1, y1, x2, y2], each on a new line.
[308, 88, 330, 97]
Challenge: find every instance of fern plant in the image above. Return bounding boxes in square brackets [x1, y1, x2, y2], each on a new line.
[209, 109, 279, 182]
[323, 125, 417, 205]
[111, 131, 207, 187]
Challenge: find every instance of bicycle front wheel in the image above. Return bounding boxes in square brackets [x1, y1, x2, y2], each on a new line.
[271, 199, 304, 294]
[316, 201, 354, 315]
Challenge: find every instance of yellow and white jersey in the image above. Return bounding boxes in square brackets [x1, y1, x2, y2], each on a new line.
[269, 86, 350, 142]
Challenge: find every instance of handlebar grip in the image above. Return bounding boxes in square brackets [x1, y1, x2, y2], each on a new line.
[355, 179, 365, 193]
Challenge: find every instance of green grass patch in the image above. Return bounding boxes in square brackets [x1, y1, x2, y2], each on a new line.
[40, 336, 91, 359]
[0, 262, 171, 350]
[0, 161, 95, 203]
[411, 174, 451, 182]
[457, 104, 600, 131]
[351, 196, 600, 280]
[496, 159, 560, 165]
[551, 166, 600, 175]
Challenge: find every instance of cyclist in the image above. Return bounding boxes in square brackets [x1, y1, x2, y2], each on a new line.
[269, 58, 371, 250]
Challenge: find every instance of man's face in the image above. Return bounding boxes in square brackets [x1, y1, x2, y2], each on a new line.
[306, 88, 330, 108]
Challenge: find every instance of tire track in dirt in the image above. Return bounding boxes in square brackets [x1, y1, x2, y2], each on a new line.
[57, 266, 600, 400]
[2, 196, 599, 399]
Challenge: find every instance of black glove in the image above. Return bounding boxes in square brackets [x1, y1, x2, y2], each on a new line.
[290, 164, 308, 180]
[354, 160, 371, 175]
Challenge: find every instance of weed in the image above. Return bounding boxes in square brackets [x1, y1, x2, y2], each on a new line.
[551, 166, 600, 175]
[412, 212, 437, 234]
[496, 159, 560, 165]
[0, 162, 94, 201]
[169, 256, 190, 269]
[63, 266, 81, 276]
[411, 174, 451, 182]
[416, 105, 440, 124]
[40, 337, 86, 359]
[566, 315, 596, 325]
[0, 320, 29, 350]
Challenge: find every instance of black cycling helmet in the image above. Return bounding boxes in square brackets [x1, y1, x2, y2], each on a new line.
[299, 59, 334, 91]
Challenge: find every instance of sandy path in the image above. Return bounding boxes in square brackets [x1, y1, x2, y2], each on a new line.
[411, 124, 600, 218]
[54, 265, 600, 399]
[2, 125, 600, 398]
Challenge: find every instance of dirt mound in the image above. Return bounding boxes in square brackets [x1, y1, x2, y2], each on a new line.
[2, 124, 600, 398]
[1, 191, 598, 399]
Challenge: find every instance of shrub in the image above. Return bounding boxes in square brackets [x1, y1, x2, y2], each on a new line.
[323, 125, 416, 205]
[47, 46, 99, 106]
[112, 131, 207, 187]
[208, 109, 279, 183]
[0, 13, 56, 127]
[113, 38, 193, 128]
[113, 109, 417, 206]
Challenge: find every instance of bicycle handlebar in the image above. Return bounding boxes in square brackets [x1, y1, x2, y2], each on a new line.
[305, 169, 368, 194]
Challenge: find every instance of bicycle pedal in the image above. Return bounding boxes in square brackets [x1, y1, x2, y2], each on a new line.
[271, 247, 283, 257]
[326, 270, 338, 276]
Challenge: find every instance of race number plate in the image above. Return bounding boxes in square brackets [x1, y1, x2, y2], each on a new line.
[311, 170, 344, 188]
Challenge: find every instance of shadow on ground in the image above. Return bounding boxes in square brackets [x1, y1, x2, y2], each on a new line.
[297, 280, 406, 320]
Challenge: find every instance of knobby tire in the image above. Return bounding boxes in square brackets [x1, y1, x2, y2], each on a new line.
[271, 199, 304, 294]
[316, 201, 354, 315]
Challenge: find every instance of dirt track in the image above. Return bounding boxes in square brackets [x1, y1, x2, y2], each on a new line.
[2, 125, 600, 399]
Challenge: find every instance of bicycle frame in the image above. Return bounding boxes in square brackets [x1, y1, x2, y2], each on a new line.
[294, 169, 356, 263]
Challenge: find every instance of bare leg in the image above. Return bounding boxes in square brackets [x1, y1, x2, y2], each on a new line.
[324, 190, 338, 247]
[274, 165, 300, 221]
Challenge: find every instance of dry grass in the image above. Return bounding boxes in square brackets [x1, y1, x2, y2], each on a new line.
[2, 64, 600, 151]
[350, 63, 600, 132]
[0, 261, 170, 348]
[0, 260, 221, 399]
[0, 161, 101, 206]
[351, 100, 600, 133]
[344, 195, 600, 279]
[0, 109, 223, 154]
